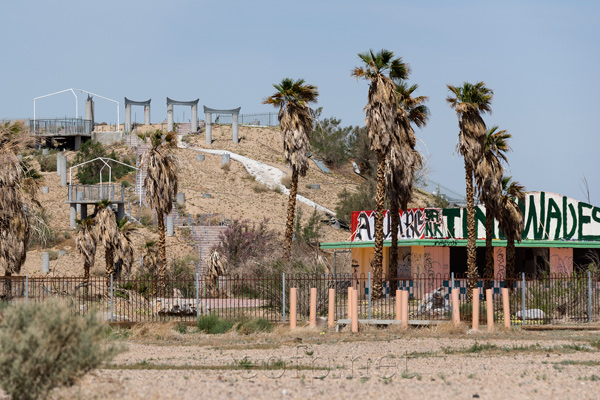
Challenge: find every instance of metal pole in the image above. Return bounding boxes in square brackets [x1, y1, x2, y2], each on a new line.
[451, 272, 455, 291]
[334, 251, 337, 277]
[110, 274, 114, 322]
[282, 273, 286, 323]
[588, 270, 592, 323]
[522, 272, 526, 326]
[25, 275, 29, 305]
[368, 272, 372, 319]
[196, 273, 200, 319]
[451, 272, 455, 322]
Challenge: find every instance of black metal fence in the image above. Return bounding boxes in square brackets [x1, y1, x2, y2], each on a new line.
[0, 273, 598, 325]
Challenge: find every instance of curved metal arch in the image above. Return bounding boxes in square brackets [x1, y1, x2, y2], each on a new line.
[203, 106, 241, 115]
[167, 97, 199, 106]
[124, 97, 151, 106]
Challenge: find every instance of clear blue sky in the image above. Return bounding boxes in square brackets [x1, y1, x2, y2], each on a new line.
[1, 1, 598, 203]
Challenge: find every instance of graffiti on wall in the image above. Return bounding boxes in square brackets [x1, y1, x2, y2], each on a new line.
[350, 192, 600, 242]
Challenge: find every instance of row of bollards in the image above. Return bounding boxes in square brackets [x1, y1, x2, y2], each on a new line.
[288, 286, 513, 333]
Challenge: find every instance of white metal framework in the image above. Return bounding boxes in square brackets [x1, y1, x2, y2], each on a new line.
[69, 157, 137, 186]
[33, 88, 120, 131]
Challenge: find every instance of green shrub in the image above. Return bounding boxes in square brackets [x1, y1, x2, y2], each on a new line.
[310, 108, 352, 167]
[174, 322, 188, 334]
[459, 301, 488, 323]
[0, 300, 119, 400]
[48, 250, 59, 261]
[73, 141, 135, 184]
[37, 154, 57, 172]
[196, 314, 234, 334]
[335, 179, 377, 224]
[236, 318, 273, 335]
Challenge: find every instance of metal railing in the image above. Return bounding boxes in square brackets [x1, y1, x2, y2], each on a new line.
[213, 112, 279, 127]
[30, 118, 93, 136]
[0, 273, 598, 325]
[67, 184, 125, 202]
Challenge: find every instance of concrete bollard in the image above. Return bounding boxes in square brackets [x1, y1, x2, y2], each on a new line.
[486, 289, 494, 332]
[452, 288, 460, 326]
[502, 288, 511, 329]
[60, 156, 67, 187]
[472, 288, 480, 331]
[221, 153, 230, 167]
[401, 290, 409, 329]
[395, 290, 401, 321]
[196, 154, 205, 162]
[167, 216, 174, 236]
[42, 252, 49, 273]
[351, 288, 359, 333]
[42, 186, 49, 194]
[328, 288, 335, 328]
[310, 288, 317, 328]
[70, 204, 77, 229]
[290, 288, 297, 329]
[347, 286, 353, 319]
[42, 148, 48, 155]
[56, 153, 62, 176]
[176, 192, 185, 205]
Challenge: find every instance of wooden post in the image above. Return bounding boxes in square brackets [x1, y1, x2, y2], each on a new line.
[351, 288, 359, 333]
[328, 288, 335, 328]
[348, 286, 352, 319]
[452, 288, 460, 326]
[472, 288, 479, 331]
[309, 288, 317, 328]
[401, 290, 409, 329]
[290, 288, 297, 330]
[395, 290, 401, 321]
[486, 289, 494, 332]
[502, 288, 511, 329]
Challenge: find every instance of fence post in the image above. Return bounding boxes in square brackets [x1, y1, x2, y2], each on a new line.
[395, 290, 401, 321]
[310, 288, 317, 328]
[588, 270, 592, 323]
[472, 288, 479, 331]
[452, 288, 460, 326]
[502, 287, 510, 329]
[401, 290, 409, 329]
[290, 288, 297, 329]
[351, 288, 359, 333]
[328, 288, 335, 327]
[451, 272, 455, 292]
[195, 273, 200, 319]
[486, 288, 494, 332]
[110, 274, 114, 323]
[521, 272, 526, 326]
[368, 272, 372, 319]
[25, 275, 29, 305]
[282, 273, 286, 323]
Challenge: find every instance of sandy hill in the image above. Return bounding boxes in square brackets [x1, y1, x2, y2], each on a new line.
[19, 124, 433, 277]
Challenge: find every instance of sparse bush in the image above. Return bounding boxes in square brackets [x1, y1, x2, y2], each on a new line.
[348, 125, 375, 178]
[310, 108, 352, 167]
[281, 175, 292, 189]
[196, 314, 234, 334]
[0, 300, 119, 400]
[294, 207, 322, 246]
[173, 322, 188, 334]
[121, 180, 131, 187]
[215, 218, 277, 275]
[252, 183, 269, 193]
[236, 318, 273, 335]
[37, 154, 57, 172]
[335, 179, 377, 224]
[273, 186, 283, 194]
[48, 250, 59, 261]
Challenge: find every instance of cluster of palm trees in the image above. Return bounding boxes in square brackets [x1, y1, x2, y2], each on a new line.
[447, 82, 526, 291]
[265, 49, 526, 299]
[75, 200, 135, 285]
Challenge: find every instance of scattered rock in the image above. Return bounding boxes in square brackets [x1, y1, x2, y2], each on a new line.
[515, 308, 546, 320]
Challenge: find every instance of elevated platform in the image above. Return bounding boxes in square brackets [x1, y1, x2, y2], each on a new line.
[67, 184, 127, 228]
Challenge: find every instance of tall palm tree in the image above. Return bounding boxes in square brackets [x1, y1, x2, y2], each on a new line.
[114, 218, 136, 279]
[94, 200, 118, 286]
[206, 249, 227, 298]
[263, 78, 319, 261]
[139, 130, 178, 294]
[0, 121, 40, 281]
[352, 49, 408, 299]
[76, 217, 98, 283]
[475, 126, 511, 282]
[446, 82, 493, 291]
[497, 176, 525, 285]
[387, 82, 429, 285]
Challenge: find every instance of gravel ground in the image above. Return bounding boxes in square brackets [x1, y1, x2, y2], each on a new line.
[29, 326, 600, 399]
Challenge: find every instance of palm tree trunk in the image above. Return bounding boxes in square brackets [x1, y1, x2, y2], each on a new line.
[389, 197, 399, 295]
[506, 237, 516, 289]
[283, 169, 299, 262]
[105, 246, 114, 287]
[484, 203, 494, 289]
[157, 212, 167, 297]
[371, 152, 386, 300]
[465, 162, 477, 299]
[84, 260, 90, 285]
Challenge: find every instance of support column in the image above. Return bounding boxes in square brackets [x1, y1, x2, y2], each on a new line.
[74, 135, 81, 150]
[125, 104, 132, 133]
[117, 203, 125, 221]
[144, 105, 151, 125]
[60, 156, 67, 187]
[232, 112, 239, 143]
[85, 96, 94, 134]
[70, 204, 77, 229]
[167, 104, 174, 132]
[191, 104, 198, 132]
[81, 204, 88, 221]
[205, 112, 212, 144]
